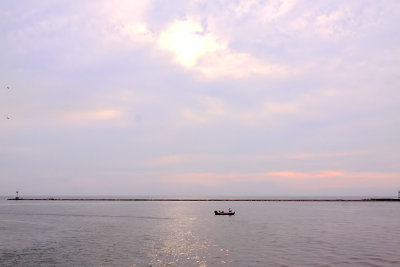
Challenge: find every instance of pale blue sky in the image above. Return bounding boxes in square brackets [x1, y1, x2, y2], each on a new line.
[1, 0, 399, 196]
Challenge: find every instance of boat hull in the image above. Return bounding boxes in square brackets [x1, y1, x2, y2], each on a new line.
[214, 211, 235, 215]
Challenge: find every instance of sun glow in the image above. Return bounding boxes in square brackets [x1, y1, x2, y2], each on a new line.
[157, 20, 224, 67]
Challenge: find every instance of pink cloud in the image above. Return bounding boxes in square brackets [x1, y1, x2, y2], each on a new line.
[281, 151, 364, 159]
[164, 173, 239, 187]
[162, 171, 400, 192]
[63, 109, 122, 121]
[266, 171, 309, 178]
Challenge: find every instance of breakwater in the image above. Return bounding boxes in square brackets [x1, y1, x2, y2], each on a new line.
[6, 198, 400, 201]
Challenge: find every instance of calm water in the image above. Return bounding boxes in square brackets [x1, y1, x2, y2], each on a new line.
[1, 199, 400, 266]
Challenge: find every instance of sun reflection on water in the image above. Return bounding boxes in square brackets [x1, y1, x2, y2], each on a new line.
[147, 204, 231, 266]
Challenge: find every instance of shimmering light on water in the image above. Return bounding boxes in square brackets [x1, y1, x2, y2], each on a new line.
[1, 200, 400, 266]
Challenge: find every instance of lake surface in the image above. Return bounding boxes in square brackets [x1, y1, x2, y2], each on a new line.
[1, 199, 400, 266]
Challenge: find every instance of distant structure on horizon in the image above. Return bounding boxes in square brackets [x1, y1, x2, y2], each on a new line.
[398, 190, 400, 199]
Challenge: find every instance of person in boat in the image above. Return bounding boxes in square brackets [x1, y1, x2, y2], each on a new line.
[228, 208, 232, 212]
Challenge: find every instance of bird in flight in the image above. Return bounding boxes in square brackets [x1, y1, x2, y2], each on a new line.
[5, 86, 11, 119]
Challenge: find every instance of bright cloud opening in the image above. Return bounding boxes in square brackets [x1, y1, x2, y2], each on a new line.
[157, 19, 287, 79]
[157, 20, 224, 67]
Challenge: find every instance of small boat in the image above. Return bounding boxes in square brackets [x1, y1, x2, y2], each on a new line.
[214, 210, 235, 215]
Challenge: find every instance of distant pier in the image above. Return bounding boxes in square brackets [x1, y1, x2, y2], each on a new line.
[6, 198, 400, 202]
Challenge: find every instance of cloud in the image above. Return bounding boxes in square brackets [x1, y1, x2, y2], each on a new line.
[237, 102, 299, 127]
[262, 0, 297, 21]
[195, 51, 288, 79]
[292, 8, 354, 39]
[99, 0, 154, 43]
[152, 154, 197, 165]
[157, 20, 224, 67]
[162, 171, 400, 192]
[156, 19, 288, 79]
[163, 173, 237, 187]
[226, 0, 297, 21]
[139, 150, 365, 172]
[63, 109, 122, 122]
[180, 96, 226, 125]
[177, 95, 301, 127]
[1, 0, 399, 196]
[280, 151, 364, 159]
[120, 22, 155, 43]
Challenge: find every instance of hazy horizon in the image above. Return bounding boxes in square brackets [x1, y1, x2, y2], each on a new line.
[1, 0, 399, 196]
[2, 194, 398, 199]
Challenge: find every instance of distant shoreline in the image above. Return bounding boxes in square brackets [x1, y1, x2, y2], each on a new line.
[6, 198, 400, 202]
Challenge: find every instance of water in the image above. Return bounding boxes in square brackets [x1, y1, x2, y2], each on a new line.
[1, 199, 400, 266]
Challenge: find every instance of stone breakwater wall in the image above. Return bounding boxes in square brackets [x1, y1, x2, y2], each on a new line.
[7, 198, 400, 201]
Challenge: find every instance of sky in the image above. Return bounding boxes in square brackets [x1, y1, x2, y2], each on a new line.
[1, 0, 399, 197]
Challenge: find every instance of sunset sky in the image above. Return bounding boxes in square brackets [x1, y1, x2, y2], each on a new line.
[1, 0, 399, 196]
